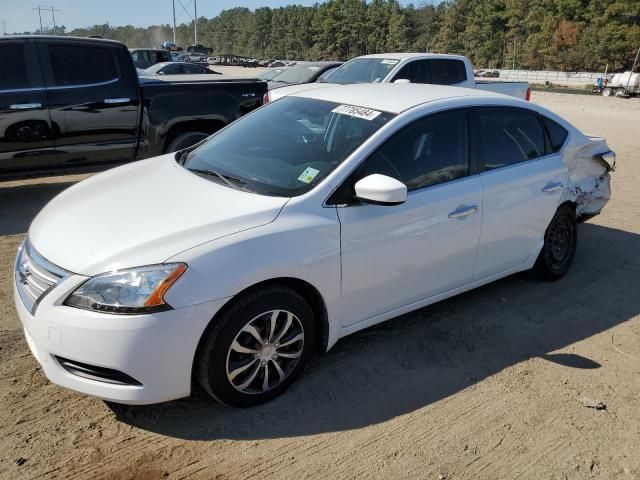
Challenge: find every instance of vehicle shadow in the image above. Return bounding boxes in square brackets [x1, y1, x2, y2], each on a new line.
[110, 222, 640, 441]
[0, 181, 77, 235]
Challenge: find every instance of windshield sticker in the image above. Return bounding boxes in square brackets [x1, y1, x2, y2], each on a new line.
[380, 59, 399, 65]
[298, 167, 320, 184]
[332, 104, 382, 121]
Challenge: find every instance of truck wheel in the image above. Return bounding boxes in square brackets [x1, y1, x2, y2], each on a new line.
[614, 89, 626, 98]
[601, 87, 612, 97]
[195, 286, 316, 407]
[166, 132, 209, 153]
[534, 205, 577, 281]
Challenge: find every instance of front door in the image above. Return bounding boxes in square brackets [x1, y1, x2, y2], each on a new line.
[336, 110, 483, 326]
[0, 39, 58, 172]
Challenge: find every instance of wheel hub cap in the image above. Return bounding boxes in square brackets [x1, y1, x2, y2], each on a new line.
[226, 309, 304, 394]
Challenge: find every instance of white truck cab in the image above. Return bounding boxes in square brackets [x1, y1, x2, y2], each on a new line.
[267, 53, 530, 101]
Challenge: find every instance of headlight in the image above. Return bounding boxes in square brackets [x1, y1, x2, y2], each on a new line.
[65, 263, 187, 314]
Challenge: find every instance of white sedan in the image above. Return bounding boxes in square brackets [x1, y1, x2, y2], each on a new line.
[14, 84, 614, 407]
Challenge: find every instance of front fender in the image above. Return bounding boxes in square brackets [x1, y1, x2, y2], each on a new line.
[163, 205, 342, 342]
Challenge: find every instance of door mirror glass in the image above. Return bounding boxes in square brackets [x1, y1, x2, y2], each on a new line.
[354, 174, 407, 205]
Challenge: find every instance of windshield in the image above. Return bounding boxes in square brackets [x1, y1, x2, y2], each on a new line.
[182, 97, 395, 197]
[323, 58, 399, 84]
[259, 68, 285, 81]
[270, 65, 322, 84]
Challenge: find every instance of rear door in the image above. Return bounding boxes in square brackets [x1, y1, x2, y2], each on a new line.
[0, 39, 58, 172]
[38, 39, 140, 165]
[473, 107, 567, 279]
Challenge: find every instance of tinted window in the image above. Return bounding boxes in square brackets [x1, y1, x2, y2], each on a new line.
[360, 110, 469, 191]
[155, 51, 171, 63]
[161, 64, 181, 74]
[183, 64, 204, 74]
[183, 97, 395, 197]
[0, 44, 29, 90]
[49, 44, 118, 86]
[429, 59, 467, 85]
[393, 60, 431, 84]
[478, 109, 546, 170]
[541, 116, 568, 152]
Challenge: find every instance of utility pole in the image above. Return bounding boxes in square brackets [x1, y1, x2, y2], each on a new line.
[51, 6, 58, 34]
[1, 20, 7, 36]
[34, 6, 44, 34]
[626, 46, 640, 94]
[193, 0, 197, 45]
[172, 0, 177, 44]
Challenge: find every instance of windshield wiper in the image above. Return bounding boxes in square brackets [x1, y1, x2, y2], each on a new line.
[187, 167, 247, 190]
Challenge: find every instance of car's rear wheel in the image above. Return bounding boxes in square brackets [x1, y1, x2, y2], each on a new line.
[534, 205, 577, 280]
[166, 131, 209, 153]
[195, 286, 316, 407]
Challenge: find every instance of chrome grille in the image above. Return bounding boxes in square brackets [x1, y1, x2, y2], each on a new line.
[15, 240, 70, 314]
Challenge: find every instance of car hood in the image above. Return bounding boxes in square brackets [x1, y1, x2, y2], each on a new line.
[29, 155, 289, 276]
[268, 82, 335, 101]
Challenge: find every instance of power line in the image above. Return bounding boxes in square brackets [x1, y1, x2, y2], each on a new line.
[33, 5, 60, 34]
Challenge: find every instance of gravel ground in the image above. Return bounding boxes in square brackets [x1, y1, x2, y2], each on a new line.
[0, 91, 639, 480]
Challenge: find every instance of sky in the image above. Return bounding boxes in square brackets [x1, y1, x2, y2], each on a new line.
[1, 0, 415, 34]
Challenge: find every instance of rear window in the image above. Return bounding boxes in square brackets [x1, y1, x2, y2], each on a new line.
[429, 59, 467, 85]
[541, 116, 569, 152]
[0, 44, 28, 90]
[478, 108, 546, 170]
[48, 44, 119, 86]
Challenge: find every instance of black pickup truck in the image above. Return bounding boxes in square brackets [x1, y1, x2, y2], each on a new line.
[0, 36, 267, 175]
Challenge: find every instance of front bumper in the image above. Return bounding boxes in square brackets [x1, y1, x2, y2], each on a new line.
[14, 274, 227, 405]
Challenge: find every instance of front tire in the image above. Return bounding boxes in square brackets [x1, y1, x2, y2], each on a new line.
[534, 205, 577, 280]
[196, 286, 316, 407]
[601, 87, 612, 97]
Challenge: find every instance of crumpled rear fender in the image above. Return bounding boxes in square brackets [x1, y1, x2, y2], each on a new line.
[559, 134, 615, 217]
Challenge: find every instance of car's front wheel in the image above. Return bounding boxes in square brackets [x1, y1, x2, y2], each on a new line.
[534, 204, 577, 280]
[195, 286, 316, 407]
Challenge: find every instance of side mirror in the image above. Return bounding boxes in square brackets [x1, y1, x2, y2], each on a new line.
[354, 174, 407, 206]
[393, 78, 411, 84]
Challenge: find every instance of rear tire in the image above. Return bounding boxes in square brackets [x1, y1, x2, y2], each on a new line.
[195, 286, 316, 407]
[534, 205, 577, 280]
[166, 131, 209, 153]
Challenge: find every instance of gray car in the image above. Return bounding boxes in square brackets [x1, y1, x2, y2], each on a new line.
[268, 61, 343, 90]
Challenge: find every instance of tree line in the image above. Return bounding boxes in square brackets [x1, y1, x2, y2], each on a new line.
[37, 0, 640, 71]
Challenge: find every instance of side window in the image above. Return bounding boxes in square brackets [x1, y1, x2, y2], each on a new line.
[541, 116, 568, 152]
[429, 59, 467, 85]
[478, 109, 546, 170]
[0, 44, 28, 90]
[162, 64, 181, 74]
[393, 60, 431, 84]
[48, 44, 119, 86]
[183, 64, 202, 74]
[361, 110, 469, 191]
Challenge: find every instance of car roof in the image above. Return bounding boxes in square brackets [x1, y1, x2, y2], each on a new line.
[355, 52, 469, 62]
[290, 83, 507, 114]
[0, 35, 125, 47]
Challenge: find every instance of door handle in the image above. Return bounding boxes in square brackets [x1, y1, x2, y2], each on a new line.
[541, 182, 563, 193]
[10, 103, 42, 110]
[104, 98, 130, 104]
[448, 205, 479, 219]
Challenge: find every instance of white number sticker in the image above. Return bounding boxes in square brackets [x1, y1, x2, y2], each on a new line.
[380, 59, 399, 65]
[332, 104, 382, 121]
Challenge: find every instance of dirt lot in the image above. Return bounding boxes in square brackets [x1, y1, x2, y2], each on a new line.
[1, 92, 639, 480]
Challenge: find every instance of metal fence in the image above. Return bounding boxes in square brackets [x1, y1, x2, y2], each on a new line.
[497, 69, 602, 83]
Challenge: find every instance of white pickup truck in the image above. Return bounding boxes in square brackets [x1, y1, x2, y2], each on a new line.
[266, 53, 530, 102]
